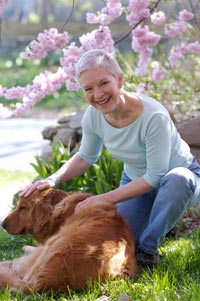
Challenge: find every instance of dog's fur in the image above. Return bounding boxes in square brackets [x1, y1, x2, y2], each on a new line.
[0, 188, 138, 294]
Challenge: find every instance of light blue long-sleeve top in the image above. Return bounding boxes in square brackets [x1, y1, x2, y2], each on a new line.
[78, 93, 193, 188]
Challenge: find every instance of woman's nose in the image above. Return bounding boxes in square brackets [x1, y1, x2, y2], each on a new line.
[93, 88, 104, 99]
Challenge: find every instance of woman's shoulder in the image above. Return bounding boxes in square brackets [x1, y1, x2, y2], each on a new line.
[82, 106, 105, 134]
[136, 93, 170, 117]
[83, 105, 102, 123]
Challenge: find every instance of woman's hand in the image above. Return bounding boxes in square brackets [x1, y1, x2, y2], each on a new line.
[19, 178, 55, 198]
[75, 194, 112, 213]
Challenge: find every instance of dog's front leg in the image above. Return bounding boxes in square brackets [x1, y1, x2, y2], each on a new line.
[23, 245, 37, 255]
[0, 263, 26, 290]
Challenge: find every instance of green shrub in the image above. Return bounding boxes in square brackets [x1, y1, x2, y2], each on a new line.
[31, 140, 123, 194]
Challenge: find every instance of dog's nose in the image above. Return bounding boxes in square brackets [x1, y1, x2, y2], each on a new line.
[1, 219, 6, 229]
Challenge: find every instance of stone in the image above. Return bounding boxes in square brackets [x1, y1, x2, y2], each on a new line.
[57, 112, 76, 124]
[69, 111, 84, 129]
[190, 146, 200, 164]
[42, 124, 67, 140]
[177, 116, 200, 147]
[55, 128, 81, 149]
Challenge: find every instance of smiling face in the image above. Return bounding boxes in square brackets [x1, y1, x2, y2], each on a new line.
[79, 67, 123, 115]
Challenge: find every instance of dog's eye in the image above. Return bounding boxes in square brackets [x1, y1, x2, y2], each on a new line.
[19, 206, 26, 211]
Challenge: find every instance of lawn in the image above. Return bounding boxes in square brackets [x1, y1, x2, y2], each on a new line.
[0, 169, 37, 186]
[0, 227, 199, 300]
[0, 168, 200, 300]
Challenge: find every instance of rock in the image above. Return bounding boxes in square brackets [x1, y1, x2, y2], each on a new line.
[42, 125, 58, 140]
[190, 146, 200, 163]
[55, 128, 81, 149]
[177, 116, 200, 146]
[57, 112, 76, 124]
[69, 111, 84, 129]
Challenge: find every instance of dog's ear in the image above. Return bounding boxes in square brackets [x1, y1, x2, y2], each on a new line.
[33, 201, 54, 234]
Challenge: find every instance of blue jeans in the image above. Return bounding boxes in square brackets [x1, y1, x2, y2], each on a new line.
[118, 157, 200, 254]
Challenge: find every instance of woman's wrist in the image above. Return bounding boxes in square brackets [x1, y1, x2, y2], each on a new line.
[104, 190, 119, 205]
[47, 174, 62, 187]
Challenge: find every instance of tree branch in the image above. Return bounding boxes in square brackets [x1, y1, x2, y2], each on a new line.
[114, 0, 162, 45]
[60, 0, 75, 32]
[188, 0, 200, 30]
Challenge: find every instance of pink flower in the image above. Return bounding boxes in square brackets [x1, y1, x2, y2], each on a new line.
[131, 25, 160, 76]
[126, 0, 150, 25]
[186, 41, 200, 54]
[66, 80, 80, 91]
[131, 25, 161, 52]
[151, 11, 166, 25]
[80, 26, 114, 52]
[86, 13, 101, 24]
[179, 9, 194, 21]
[152, 67, 167, 82]
[60, 43, 84, 87]
[135, 48, 152, 76]
[137, 83, 153, 94]
[23, 28, 69, 60]
[164, 21, 187, 37]
[4, 86, 26, 99]
[86, 0, 122, 25]
[168, 46, 184, 67]
[168, 41, 200, 67]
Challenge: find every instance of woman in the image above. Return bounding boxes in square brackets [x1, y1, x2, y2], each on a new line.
[21, 49, 200, 265]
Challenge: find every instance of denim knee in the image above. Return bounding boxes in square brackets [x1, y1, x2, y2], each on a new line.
[160, 167, 196, 205]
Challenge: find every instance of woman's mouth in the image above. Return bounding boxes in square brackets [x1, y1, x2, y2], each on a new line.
[96, 97, 110, 105]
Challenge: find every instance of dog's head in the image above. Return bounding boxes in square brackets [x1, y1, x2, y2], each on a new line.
[1, 188, 68, 240]
[1, 188, 92, 244]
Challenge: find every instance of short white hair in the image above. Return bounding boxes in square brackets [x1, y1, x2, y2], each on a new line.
[75, 49, 122, 82]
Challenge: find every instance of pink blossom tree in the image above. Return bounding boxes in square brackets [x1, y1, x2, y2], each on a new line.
[0, 0, 199, 119]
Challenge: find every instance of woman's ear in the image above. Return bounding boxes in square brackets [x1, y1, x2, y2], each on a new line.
[118, 73, 124, 89]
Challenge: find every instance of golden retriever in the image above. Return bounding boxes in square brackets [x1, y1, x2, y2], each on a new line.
[0, 188, 138, 294]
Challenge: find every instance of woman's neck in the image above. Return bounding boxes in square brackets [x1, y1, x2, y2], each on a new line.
[104, 91, 143, 128]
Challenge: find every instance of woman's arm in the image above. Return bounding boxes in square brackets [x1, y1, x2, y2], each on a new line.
[20, 153, 91, 197]
[75, 176, 154, 211]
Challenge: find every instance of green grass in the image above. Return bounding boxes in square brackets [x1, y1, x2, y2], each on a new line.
[0, 170, 200, 300]
[0, 169, 37, 186]
[0, 215, 200, 300]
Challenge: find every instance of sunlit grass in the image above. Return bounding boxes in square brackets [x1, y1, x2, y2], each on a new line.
[0, 214, 200, 300]
[0, 169, 37, 186]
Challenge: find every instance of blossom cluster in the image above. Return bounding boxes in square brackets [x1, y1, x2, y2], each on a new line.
[0, 0, 199, 118]
[86, 0, 122, 25]
[169, 41, 200, 67]
[131, 25, 161, 75]
[23, 28, 69, 60]
[0, 68, 67, 118]
[126, 0, 150, 25]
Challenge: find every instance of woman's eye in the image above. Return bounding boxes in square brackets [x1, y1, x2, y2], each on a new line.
[85, 88, 92, 92]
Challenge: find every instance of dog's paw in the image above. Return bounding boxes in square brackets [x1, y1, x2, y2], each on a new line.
[23, 245, 36, 254]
